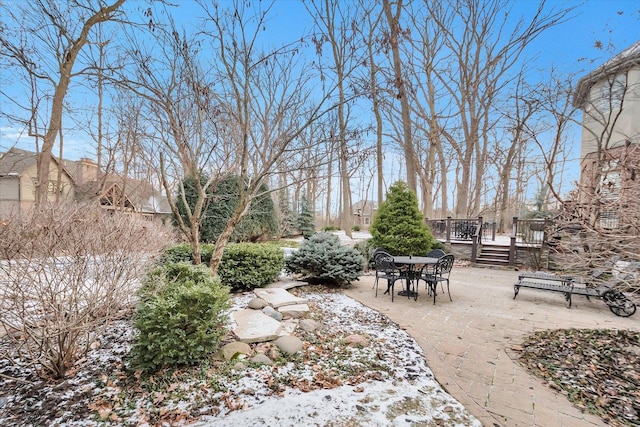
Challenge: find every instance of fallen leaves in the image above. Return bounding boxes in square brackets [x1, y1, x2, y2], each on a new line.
[515, 328, 640, 427]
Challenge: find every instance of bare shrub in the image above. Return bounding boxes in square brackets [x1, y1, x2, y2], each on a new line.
[0, 202, 174, 379]
[550, 190, 640, 297]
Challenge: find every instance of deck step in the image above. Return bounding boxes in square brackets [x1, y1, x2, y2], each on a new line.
[475, 244, 511, 266]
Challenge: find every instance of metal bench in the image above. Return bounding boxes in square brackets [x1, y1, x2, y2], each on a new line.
[514, 271, 637, 317]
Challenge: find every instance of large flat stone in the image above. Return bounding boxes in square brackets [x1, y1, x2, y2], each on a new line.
[278, 303, 310, 319]
[254, 288, 308, 308]
[232, 309, 282, 343]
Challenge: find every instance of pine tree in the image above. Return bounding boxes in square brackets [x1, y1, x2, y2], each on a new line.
[297, 195, 316, 238]
[277, 188, 297, 238]
[369, 181, 436, 255]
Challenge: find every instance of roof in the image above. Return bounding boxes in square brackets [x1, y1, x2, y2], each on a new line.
[0, 148, 74, 182]
[100, 176, 172, 214]
[574, 40, 640, 108]
[0, 148, 38, 175]
[0, 148, 171, 214]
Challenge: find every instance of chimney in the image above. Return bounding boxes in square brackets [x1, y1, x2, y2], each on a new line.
[76, 158, 98, 184]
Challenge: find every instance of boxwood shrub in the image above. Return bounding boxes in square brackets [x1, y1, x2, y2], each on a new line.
[157, 243, 214, 265]
[218, 243, 284, 291]
[131, 263, 230, 372]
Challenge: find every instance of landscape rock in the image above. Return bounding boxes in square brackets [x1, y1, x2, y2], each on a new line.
[262, 306, 283, 321]
[254, 288, 308, 308]
[268, 346, 281, 360]
[251, 354, 274, 365]
[343, 334, 369, 348]
[248, 298, 268, 310]
[279, 319, 299, 335]
[221, 341, 252, 360]
[232, 309, 282, 343]
[299, 319, 320, 332]
[274, 335, 304, 355]
[278, 303, 309, 319]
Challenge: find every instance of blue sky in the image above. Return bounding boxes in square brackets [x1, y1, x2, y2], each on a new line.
[1, 0, 639, 164]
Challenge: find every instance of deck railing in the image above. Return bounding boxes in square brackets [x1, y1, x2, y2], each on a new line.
[426, 217, 498, 243]
[426, 216, 549, 266]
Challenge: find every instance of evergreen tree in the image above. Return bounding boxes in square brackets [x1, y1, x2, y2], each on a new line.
[369, 181, 436, 255]
[277, 188, 297, 238]
[174, 173, 211, 234]
[175, 175, 278, 243]
[297, 195, 316, 238]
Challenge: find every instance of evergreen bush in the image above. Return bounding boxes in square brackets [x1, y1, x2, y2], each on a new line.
[158, 243, 215, 265]
[284, 232, 364, 287]
[175, 174, 278, 244]
[131, 263, 230, 372]
[218, 243, 285, 291]
[369, 181, 436, 255]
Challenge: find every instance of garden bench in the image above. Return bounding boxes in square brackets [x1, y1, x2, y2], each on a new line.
[513, 271, 636, 317]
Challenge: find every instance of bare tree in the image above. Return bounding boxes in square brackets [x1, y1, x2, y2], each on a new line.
[0, 0, 126, 204]
[427, 0, 574, 217]
[114, 18, 229, 265]
[306, 0, 368, 237]
[493, 75, 540, 231]
[200, 1, 340, 273]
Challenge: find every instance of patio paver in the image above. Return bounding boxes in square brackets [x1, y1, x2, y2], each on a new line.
[345, 266, 640, 427]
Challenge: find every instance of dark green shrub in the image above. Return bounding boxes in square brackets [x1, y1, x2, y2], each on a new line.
[158, 243, 214, 265]
[322, 225, 340, 232]
[131, 263, 231, 372]
[158, 243, 193, 264]
[218, 243, 284, 291]
[351, 225, 361, 232]
[277, 188, 298, 238]
[284, 232, 364, 287]
[369, 181, 436, 255]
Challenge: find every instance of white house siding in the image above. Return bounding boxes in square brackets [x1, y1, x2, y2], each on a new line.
[580, 67, 640, 160]
[0, 176, 20, 218]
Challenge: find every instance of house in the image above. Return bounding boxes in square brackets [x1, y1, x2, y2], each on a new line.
[0, 148, 76, 218]
[573, 41, 640, 229]
[352, 199, 378, 229]
[0, 148, 171, 220]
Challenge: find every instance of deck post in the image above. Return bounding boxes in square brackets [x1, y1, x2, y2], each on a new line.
[509, 217, 518, 267]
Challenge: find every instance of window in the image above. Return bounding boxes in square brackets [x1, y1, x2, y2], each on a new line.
[598, 210, 619, 229]
[598, 160, 620, 201]
[590, 74, 626, 113]
[47, 180, 63, 195]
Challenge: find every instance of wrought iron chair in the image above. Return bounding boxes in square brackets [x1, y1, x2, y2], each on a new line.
[370, 248, 391, 288]
[373, 253, 401, 302]
[419, 254, 455, 304]
[426, 248, 446, 258]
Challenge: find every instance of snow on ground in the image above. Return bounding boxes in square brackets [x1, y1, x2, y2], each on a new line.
[0, 288, 480, 426]
[198, 292, 481, 426]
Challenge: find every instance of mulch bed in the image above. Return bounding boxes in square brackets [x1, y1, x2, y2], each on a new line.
[513, 328, 640, 426]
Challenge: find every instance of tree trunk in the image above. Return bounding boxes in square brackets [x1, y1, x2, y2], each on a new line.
[209, 193, 251, 275]
[382, 0, 416, 193]
[35, 0, 125, 205]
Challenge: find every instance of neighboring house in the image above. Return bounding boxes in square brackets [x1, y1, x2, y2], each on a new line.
[352, 199, 378, 229]
[0, 149, 171, 220]
[0, 148, 76, 218]
[573, 41, 640, 229]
